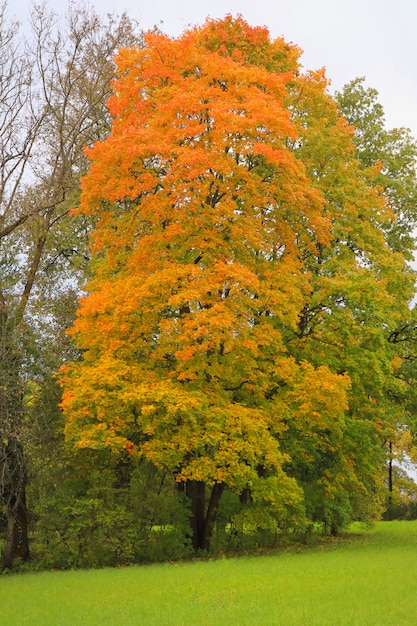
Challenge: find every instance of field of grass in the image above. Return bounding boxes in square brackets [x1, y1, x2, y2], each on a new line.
[1, 521, 417, 625]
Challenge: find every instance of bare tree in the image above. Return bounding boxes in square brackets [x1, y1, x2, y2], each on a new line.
[0, 1, 143, 568]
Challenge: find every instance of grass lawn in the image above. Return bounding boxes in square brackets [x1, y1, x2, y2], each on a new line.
[1, 521, 417, 625]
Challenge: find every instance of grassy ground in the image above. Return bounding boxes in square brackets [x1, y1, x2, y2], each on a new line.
[2, 521, 417, 625]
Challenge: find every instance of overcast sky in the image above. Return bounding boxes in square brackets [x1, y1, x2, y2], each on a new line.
[11, 0, 417, 139]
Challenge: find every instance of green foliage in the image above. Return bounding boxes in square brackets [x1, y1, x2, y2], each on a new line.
[336, 77, 417, 260]
[1, 8, 416, 570]
[58, 16, 417, 558]
[282, 70, 417, 531]
[33, 474, 137, 569]
[31, 452, 192, 569]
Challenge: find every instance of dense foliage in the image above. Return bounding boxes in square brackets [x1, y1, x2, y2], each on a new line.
[1, 6, 417, 569]
[60, 16, 417, 557]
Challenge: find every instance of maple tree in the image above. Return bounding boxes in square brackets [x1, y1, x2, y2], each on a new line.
[60, 16, 415, 549]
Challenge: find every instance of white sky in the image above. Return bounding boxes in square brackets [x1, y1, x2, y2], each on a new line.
[11, 0, 417, 139]
[9, 0, 417, 139]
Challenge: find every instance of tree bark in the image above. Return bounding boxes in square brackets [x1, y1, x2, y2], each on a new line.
[0, 305, 29, 568]
[185, 480, 225, 551]
[2, 482, 29, 568]
[201, 482, 225, 551]
[1, 440, 29, 568]
[186, 480, 206, 551]
[388, 440, 393, 506]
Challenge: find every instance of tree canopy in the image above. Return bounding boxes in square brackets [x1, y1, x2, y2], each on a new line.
[60, 16, 416, 550]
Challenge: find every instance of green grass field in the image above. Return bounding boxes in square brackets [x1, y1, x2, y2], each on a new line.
[2, 521, 417, 625]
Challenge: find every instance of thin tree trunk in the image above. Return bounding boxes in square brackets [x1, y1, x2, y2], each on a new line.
[201, 482, 225, 551]
[3, 515, 15, 569]
[388, 440, 393, 505]
[12, 484, 29, 561]
[3, 502, 29, 569]
[2, 488, 29, 568]
[1, 436, 30, 568]
[186, 480, 206, 551]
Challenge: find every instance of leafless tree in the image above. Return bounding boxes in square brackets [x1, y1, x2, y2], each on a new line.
[0, 1, 143, 568]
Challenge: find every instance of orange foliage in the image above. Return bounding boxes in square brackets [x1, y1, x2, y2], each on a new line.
[60, 16, 377, 523]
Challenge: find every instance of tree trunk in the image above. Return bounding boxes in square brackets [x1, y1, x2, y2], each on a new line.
[201, 482, 225, 551]
[3, 516, 15, 570]
[2, 484, 29, 568]
[13, 484, 29, 561]
[186, 480, 206, 551]
[388, 440, 393, 505]
[1, 438, 30, 568]
[185, 480, 224, 551]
